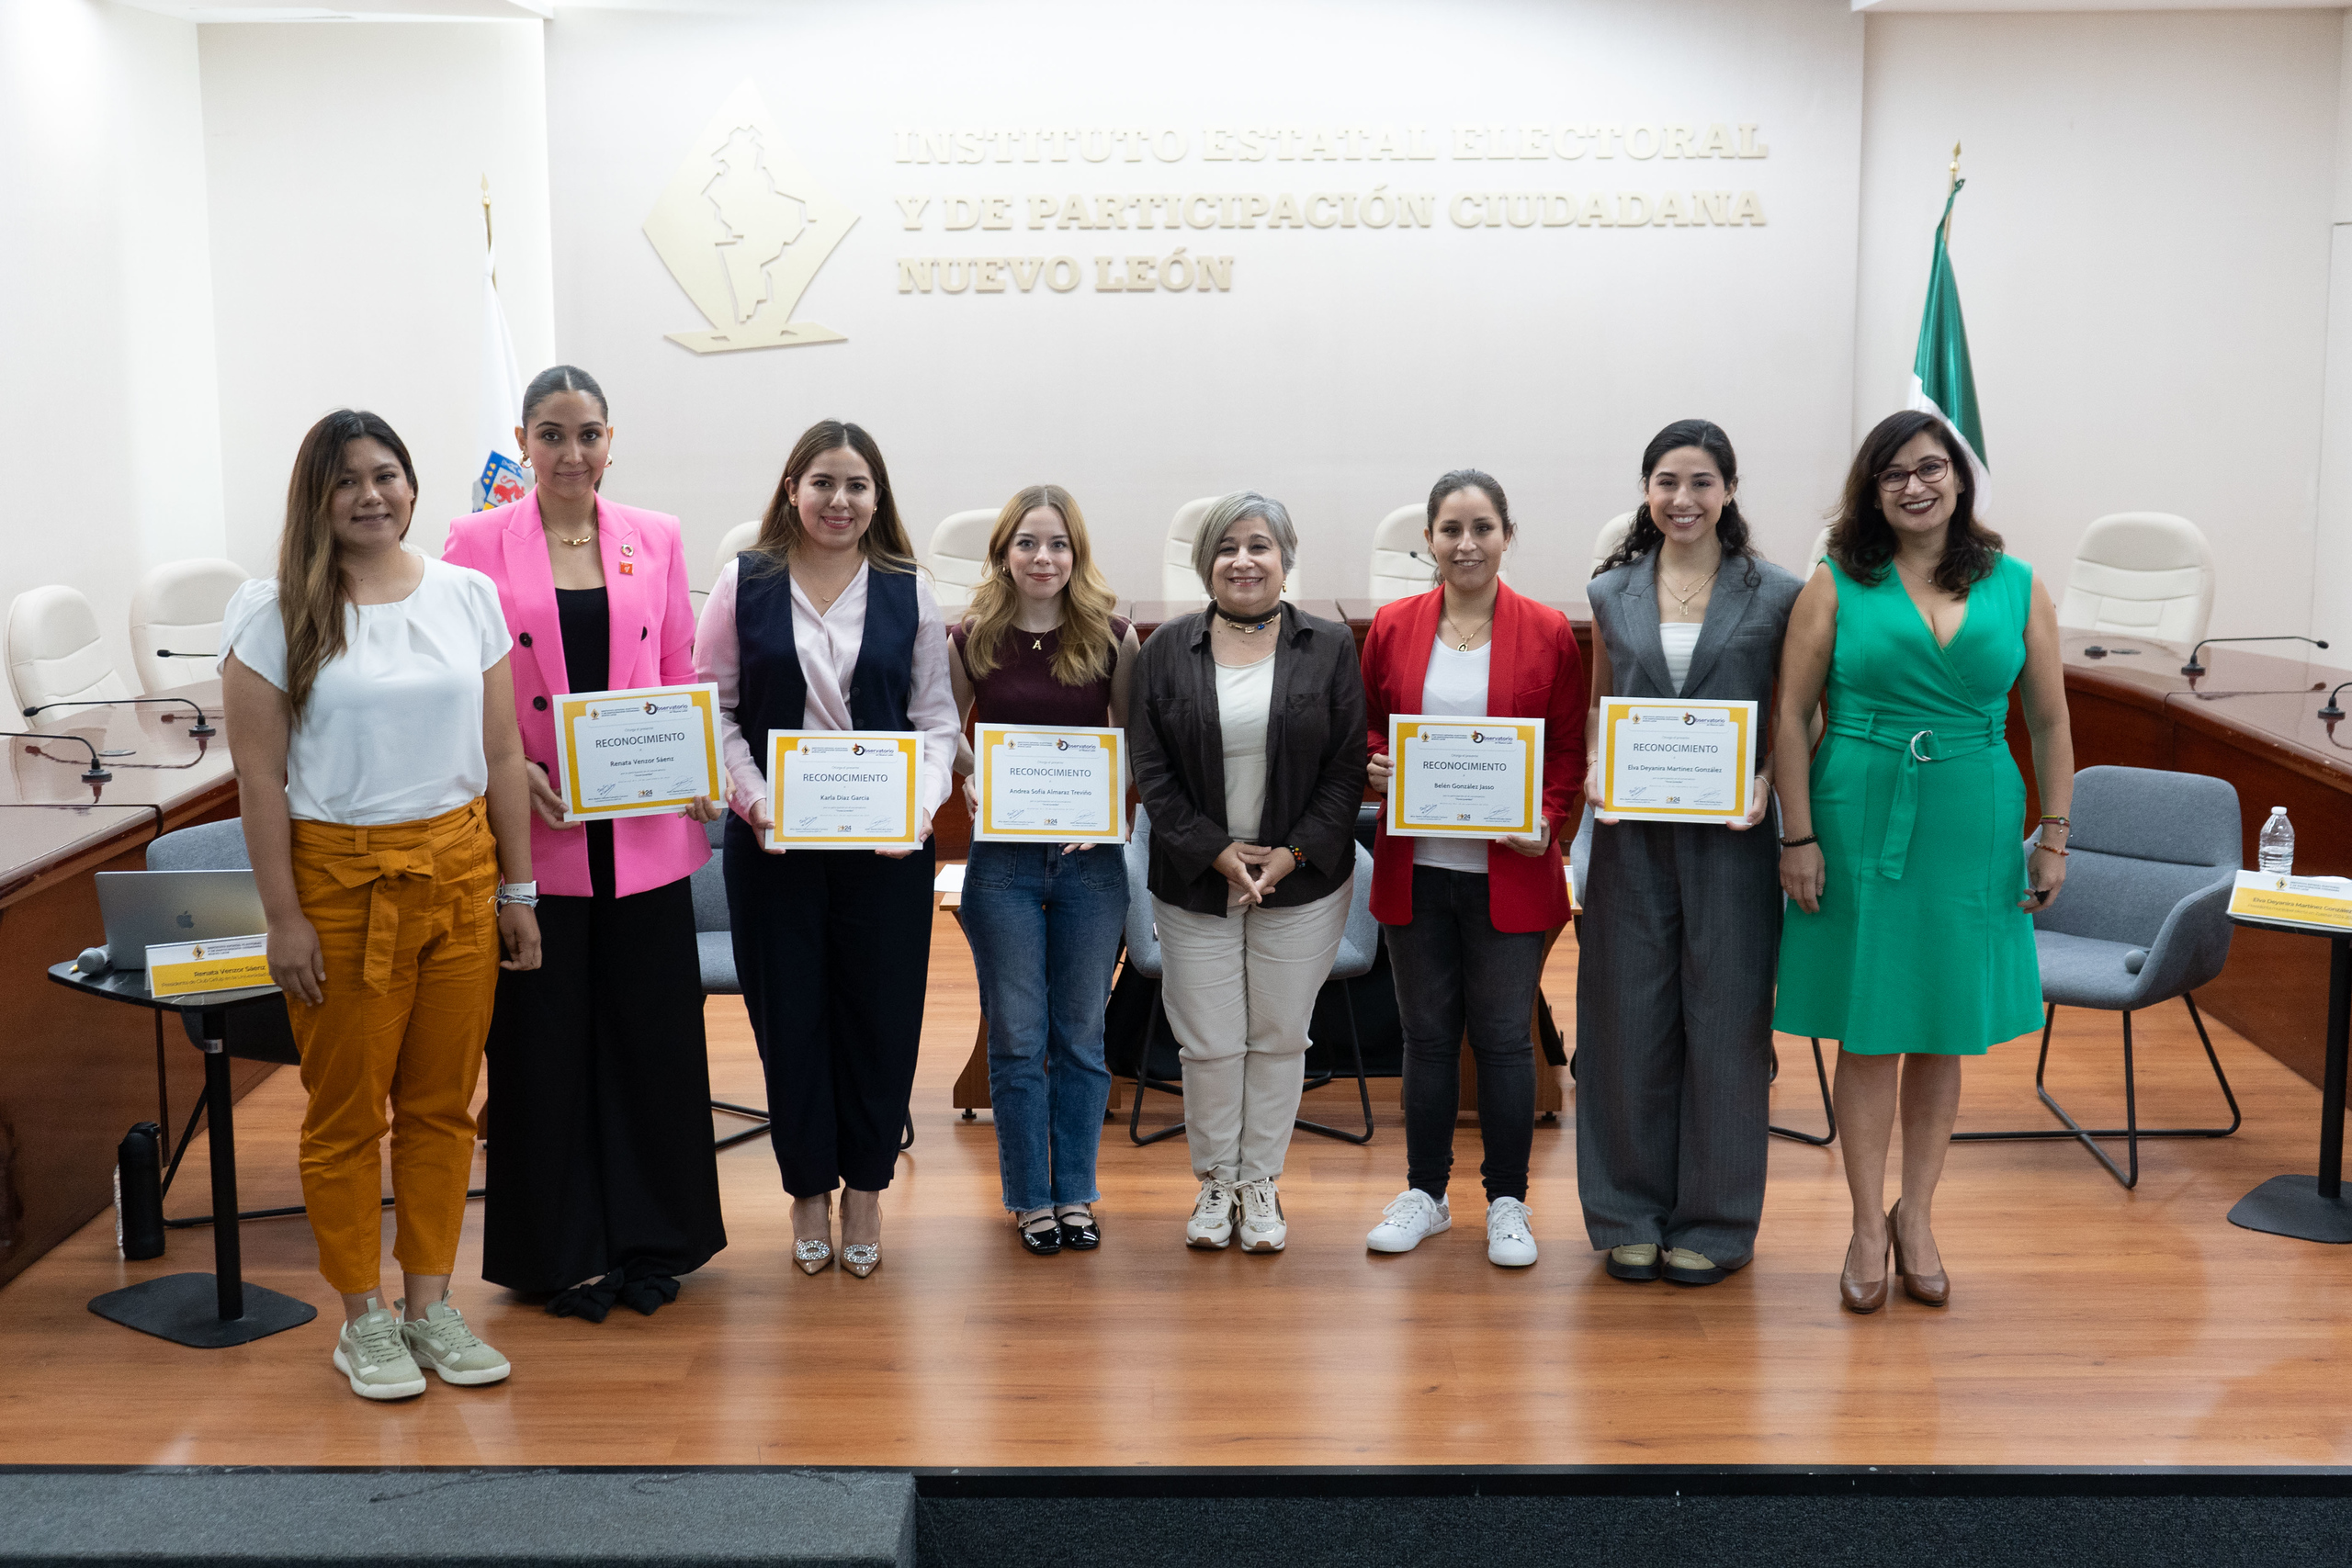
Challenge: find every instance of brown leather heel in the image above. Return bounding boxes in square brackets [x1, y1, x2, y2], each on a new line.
[1839, 1230, 1891, 1314]
[1889, 1201, 1949, 1306]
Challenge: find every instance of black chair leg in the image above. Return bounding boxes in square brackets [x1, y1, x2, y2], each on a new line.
[1951, 996, 2242, 1190]
[711, 1099, 772, 1154]
[1295, 983, 1374, 1145]
[1127, 996, 1187, 1146]
[1769, 1037, 1838, 1146]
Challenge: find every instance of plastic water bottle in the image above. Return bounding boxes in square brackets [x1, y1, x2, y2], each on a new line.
[2258, 807, 2295, 874]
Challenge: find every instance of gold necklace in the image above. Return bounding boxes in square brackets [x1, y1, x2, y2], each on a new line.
[551, 527, 594, 547]
[1660, 565, 1718, 616]
[1441, 612, 1493, 652]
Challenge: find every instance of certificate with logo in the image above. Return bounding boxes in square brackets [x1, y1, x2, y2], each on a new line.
[972, 723, 1125, 844]
[2227, 870, 2352, 933]
[552, 682, 722, 821]
[147, 934, 274, 998]
[1596, 697, 1756, 823]
[1387, 716, 1544, 840]
[764, 730, 922, 851]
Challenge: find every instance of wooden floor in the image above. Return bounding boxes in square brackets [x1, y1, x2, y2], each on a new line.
[5, 912, 2350, 1470]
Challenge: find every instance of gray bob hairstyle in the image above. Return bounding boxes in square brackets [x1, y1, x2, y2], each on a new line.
[1192, 490, 1298, 590]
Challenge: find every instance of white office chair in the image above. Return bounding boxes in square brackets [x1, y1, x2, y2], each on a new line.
[2058, 513, 2215, 649]
[1805, 525, 1833, 570]
[925, 508, 999, 618]
[713, 521, 762, 581]
[1589, 512, 1637, 580]
[129, 558, 249, 694]
[1161, 494, 1305, 604]
[1368, 504, 1435, 604]
[7, 585, 133, 717]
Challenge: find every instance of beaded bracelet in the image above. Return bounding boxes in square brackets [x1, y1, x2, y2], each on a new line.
[1779, 834, 1819, 850]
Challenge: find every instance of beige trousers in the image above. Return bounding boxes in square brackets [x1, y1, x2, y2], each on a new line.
[1153, 884, 1352, 1187]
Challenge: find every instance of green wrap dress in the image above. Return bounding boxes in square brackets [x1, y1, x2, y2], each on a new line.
[1771, 553, 2044, 1055]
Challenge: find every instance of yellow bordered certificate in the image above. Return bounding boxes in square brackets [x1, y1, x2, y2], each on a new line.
[1597, 697, 1755, 823]
[972, 723, 1125, 844]
[552, 682, 722, 821]
[2228, 870, 2352, 932]
[148, 934, 273, 998]
[765, 730, 923, 851]
[1387, 716, 1544, 840]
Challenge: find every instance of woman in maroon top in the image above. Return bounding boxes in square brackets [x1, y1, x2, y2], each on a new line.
[948, 485, 1139, 1255]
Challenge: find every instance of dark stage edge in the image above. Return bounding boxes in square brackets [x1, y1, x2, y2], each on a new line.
[10, 1465, 2352, 1568]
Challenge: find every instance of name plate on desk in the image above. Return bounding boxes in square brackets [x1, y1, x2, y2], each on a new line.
[147, 934, 273, 998]
[1388, 716, 1544, 839]
[764, 731, 922, 851]
[1596, 698, 1755, 823]
[552, 683, 722, 820]
[972, 723, 1125, 844]
[2229, 871, 2352, 932]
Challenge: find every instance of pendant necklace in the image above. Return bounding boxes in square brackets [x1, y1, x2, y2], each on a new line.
[1660, 565, 1717, 617]
[1442, 612, 1493, 652]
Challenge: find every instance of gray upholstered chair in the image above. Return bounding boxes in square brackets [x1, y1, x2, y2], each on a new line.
[1121, 804, 1380, 1146]
[1952, 765, 2242, 1188]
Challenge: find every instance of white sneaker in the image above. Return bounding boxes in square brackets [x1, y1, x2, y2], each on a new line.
[1486, 1196, 1538, 1268]
[1185, 1178, 1235, 1249]
[332, 1299, 427, 1401]
[396, 1294, 512, 1386]
[1235, 1179, 1287, 1253]
[1366, 1188, 1451, 1253]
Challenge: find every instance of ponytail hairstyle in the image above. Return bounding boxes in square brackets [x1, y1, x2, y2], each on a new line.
[1594, 417, 1759, 586]
[959, 485, 1120, 684]
[520, 363, 607, 425]
[750, 420, 916, 576]
[1425, 468, 1514, 535]
[1826, 409, 2001, 594]
[277, 409, 418, 722]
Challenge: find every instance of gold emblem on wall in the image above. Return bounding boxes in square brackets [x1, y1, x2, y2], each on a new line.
[644, 81, 857, 355]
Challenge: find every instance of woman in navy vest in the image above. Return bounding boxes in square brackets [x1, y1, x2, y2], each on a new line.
[695, 420, 959, 1279]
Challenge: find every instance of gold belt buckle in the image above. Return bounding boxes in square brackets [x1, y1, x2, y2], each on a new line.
[1907, 728, 1939, 762]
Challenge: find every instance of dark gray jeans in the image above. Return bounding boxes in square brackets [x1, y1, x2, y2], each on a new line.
[1385, 864, 1545, 1205]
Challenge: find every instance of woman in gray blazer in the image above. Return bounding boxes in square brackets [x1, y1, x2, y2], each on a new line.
[1577, 419, 1802, 1286]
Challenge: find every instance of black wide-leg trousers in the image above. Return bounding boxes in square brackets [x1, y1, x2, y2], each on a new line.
[723, 814, 934, 1197]
[482, 870, 728, 1292]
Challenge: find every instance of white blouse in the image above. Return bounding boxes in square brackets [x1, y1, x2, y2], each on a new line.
[1660, 621, 1702, 695]
[695, 557, 958, 825]
[1412, 637, 1493, 874]
[220, 560, 512, 827]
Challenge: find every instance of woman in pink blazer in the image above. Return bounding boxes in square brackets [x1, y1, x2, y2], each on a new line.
[442, 365, 727, 1323]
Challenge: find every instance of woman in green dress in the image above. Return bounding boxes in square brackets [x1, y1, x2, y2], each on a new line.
[1773, 410, 2074, 1315]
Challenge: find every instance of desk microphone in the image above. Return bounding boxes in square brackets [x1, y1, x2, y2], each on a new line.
[152, 649, 216, 660]
[0, 731, 111, 783]
[2321, 682, 2351, 721]
[22, 696, 215, 738]
[2181, 636, 2329, 678]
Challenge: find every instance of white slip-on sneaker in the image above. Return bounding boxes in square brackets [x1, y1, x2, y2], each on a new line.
[1185, 1178, 1236, 1249]
[1486, 1196, 1538, 1268]
[396, 1294, 512, 1386]
[1235, 1179, 1287, 1253]
[1366, 1188, 1451, 1253]
[333, 1299, 427, 1402]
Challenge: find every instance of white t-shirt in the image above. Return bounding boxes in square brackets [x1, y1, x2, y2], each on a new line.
[1412, 637, 1493, 875]
[1660, 621, 1702, 695]
[1216, 652, 1277, 840]
[220, 558, 513, 826]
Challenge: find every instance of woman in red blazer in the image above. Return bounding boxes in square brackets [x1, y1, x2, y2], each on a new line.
[441, 365, 727, 1321]
[1360, 469, 1583, 1269]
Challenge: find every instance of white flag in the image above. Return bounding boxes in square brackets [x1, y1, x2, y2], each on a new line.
[471, 246, 527, 511]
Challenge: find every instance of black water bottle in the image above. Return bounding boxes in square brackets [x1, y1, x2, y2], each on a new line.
[115, 1122, 164, 1260]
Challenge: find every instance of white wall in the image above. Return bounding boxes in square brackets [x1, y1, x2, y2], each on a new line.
[1855, 8, 2341, 642]
[198, 17, 555, 570]
[0, 0, 224, 702]
[2312, 14, 2352, 656]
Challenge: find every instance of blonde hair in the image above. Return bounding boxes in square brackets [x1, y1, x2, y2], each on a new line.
[959, 485, 1119, 684]
[750, 419, 917, 576]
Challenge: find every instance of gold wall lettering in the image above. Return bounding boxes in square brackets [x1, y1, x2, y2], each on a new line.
[891, 124, 1770, 164]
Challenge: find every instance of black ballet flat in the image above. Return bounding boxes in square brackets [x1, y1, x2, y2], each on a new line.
[617, 1272, 680, 1316]
[548, 1270, 623, 1322]
[1018, 1217, 1062, 1256]
[1057, 1211, 1102, 1251]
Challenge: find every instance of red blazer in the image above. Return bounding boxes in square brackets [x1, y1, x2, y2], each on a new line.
[1360, 581, 1585, 932]
[442, 491, 708, 899]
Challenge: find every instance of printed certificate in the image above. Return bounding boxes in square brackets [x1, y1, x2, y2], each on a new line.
[972, 723, 1125, 844]
[1387, 716, 1544, 840]
[147, 934, 273, 998]
[765, 730, 923, 851]
[552, 682, 722, 821]
[1596, 697, 1756, 823]
[2228, 870, 2352, 933]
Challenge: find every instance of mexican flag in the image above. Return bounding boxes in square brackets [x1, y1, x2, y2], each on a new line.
[1908, 178, 1988, 509]
[471, 244, 527, 512]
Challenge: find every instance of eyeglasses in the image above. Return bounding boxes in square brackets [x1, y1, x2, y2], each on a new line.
[1875, 457, 1952, 492]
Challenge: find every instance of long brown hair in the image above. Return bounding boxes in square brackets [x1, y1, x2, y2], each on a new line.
[959, 485, 1119, 684]
[277, 409, 417, 721]
[749, 420, 916, 576]
[1826, 410, 2001, 594]
[1594, 419, 1762, 586]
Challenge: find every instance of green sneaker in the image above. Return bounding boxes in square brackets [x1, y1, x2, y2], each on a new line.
[396, 1295, 512, 1386]
[333, 1299, 427, 1401]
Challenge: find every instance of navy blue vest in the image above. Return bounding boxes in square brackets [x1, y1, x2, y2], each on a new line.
[733, 554, 920, 775]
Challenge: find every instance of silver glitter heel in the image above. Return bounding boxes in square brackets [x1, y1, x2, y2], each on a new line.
[794, 1237, 832, 1276]
[842, 1243, 880, 1279]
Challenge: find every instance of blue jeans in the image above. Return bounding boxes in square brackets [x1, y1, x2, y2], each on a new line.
[960, 840, 1128, 1211]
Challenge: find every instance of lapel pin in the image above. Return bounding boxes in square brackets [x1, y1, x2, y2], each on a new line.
[620, 543, 635, 558]
[619, 562, 634, 575]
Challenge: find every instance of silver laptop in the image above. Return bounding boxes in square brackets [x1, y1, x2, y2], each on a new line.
[94, 870, 268, 969]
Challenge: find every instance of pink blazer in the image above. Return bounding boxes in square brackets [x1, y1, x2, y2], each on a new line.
[443, 491, 709, 899]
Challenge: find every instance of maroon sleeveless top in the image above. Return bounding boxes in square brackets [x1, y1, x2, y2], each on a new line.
[951, 617, 1128, 728]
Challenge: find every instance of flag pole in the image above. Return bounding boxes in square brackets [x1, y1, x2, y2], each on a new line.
[1942, 141, 1962, 243]
[481, 174, 495, 285]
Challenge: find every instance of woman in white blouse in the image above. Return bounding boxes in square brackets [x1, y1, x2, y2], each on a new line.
[695, 420, 958, 1278]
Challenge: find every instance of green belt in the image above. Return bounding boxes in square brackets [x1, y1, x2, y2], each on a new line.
[1824, 711, 2007, 881]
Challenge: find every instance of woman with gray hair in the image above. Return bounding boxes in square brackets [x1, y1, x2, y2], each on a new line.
[1129, 491, 1367, 1253]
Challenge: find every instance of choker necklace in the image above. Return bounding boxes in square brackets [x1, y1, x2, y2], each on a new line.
[1217, 607, 1276, 633]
